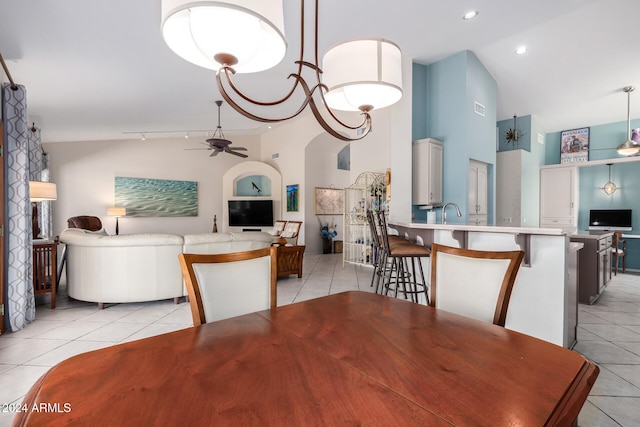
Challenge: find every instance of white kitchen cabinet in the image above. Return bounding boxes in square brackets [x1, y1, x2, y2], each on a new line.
[540, 166, 578, 228]
[412, 138, 443, 206]
[468, 160, 488, 225]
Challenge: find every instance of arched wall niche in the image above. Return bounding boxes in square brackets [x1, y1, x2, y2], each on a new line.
[222, 161, 282, 232]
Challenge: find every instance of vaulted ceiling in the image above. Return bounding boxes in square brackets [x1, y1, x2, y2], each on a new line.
[1, 0, 639, 143]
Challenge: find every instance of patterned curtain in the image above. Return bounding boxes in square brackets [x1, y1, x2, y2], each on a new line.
[27, 126, 50, 237]
[2, 83, 34, 331]
[40, 153, 53, 239]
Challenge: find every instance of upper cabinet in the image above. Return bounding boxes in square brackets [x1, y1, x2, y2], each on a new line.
[412, 138, 443, 206]
[540, 166, 578, 228]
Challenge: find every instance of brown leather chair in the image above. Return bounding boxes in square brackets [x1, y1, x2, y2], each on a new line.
[67, 215, 103, 231]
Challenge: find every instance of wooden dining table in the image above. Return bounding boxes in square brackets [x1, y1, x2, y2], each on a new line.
[13, 291, 598, 426]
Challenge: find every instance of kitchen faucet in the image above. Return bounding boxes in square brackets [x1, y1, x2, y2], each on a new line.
[442, 202, 462, 224]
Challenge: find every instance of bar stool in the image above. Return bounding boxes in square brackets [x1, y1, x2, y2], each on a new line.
[376, 211, 430, 304]
[366, 210, 384, 293]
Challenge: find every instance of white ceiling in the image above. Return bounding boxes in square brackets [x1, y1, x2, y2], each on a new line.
[1, 0, 639, 143]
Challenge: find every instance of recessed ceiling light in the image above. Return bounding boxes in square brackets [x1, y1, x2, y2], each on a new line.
[463, 11, 478, 20]
[515, 46, 527, 55]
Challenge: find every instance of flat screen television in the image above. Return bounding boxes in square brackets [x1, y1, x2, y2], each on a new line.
[228, 200, 274, 227]
[588, 209, 632, 231]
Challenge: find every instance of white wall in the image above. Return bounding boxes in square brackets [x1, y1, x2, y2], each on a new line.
[45, 56, 415, 242]
[305, 133, 350, 254]
[46, 135, 261, 236]
[259, 102, 410, 252]
[496, 150, 522, 226]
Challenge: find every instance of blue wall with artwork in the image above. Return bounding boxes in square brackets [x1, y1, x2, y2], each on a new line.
[545, 119, 640, 270]
[497, 115, 532, 152]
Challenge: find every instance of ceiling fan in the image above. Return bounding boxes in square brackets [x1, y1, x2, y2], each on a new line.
[186, 100, 248, 158]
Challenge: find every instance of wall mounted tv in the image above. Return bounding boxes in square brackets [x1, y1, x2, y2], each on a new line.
[228, 200, 274, 227]
[588, 209, 632, 231]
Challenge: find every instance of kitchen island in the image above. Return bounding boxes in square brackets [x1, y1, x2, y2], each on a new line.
[389, 221, 579, 348]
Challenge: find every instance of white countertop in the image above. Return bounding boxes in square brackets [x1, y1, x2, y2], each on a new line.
[570, 231, 614, 240]
[389, 221, 575, 236]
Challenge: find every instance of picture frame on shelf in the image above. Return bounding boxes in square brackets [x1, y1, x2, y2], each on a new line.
[560, 127, 589, 164]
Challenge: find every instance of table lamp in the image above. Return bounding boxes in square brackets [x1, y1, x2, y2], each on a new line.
[107, 207, 126, 235]
[29, 181, 57, 239]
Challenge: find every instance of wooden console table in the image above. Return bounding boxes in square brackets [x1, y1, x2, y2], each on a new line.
[32, 239, 58, 309]
[276, 245, 304, 278]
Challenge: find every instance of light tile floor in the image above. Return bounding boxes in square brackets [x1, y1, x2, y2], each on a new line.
[0, 253, 638, 426]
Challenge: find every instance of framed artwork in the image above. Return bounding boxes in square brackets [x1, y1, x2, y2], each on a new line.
[632, 128, 640, 157]
[560, 127, 589, 164]
[286, 184, 299, 212]
[314, 187, 344, 215]
[115, 176, 198, 217]
[337, 144, 350, 170]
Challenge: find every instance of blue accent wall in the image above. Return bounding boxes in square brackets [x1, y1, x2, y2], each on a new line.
[545, 119, 640, 269]
[412, 62, 428, 140]
[411, 51, 497, 224]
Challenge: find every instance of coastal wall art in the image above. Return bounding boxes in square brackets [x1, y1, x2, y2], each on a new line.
[115, 176, 198, 217]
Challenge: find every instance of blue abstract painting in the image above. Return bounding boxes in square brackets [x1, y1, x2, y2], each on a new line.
[115, 176, 198, 217]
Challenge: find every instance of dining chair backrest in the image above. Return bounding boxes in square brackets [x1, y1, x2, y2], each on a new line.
[178, 247, 277, 326]
[430, 243, 524, 326]
[280, 220, 302, 245]
[269, 220, 288, 236]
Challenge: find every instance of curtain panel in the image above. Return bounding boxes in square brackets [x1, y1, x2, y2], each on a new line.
[2, 83, 35, 331]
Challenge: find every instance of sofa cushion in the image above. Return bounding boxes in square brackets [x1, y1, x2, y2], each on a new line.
[60, 229, 183, 247]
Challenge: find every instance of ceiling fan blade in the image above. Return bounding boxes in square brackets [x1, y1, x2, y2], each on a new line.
[226, 149, 248, 158]
[210, 150, 221, 157]
[231, 146, 247, 151]
[184, 148, 210, 150]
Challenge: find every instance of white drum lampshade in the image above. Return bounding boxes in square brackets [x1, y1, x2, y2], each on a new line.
[161, 0, 287, 73]
[322, 39, 403, 112]
[29, 181, 57, 202]
[107, 207, 127, 217]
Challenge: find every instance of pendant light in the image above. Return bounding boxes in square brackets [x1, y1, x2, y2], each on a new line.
[616, 86, 639, 156]
[602, 163, 617, 195]
[160, 0, 403, 141]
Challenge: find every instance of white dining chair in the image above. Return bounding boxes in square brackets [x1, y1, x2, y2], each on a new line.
[178, 247, 277, 326]
[429, 243, 524, 326]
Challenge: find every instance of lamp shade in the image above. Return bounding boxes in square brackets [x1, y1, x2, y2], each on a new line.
[107, 207, 127, 217]
[322, 39, 403, 112]
[616, 139, 639, 156]
[161, 0, 286, 73]
[29, 181, 57, 202]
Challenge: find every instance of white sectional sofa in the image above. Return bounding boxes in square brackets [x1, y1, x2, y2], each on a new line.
[59, 229, 274, 308]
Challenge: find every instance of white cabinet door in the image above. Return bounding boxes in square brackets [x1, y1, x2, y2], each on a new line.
[412, 138, 443, 205]
[428, 142, 443, 205]
[540, 166, 577, 227]
[468, 160, 488, 225]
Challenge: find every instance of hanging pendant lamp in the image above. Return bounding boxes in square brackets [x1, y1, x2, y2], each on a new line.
[602, 163, 617, 195]
[616, 86, 639, 156]
[160, 0, 403, 141]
